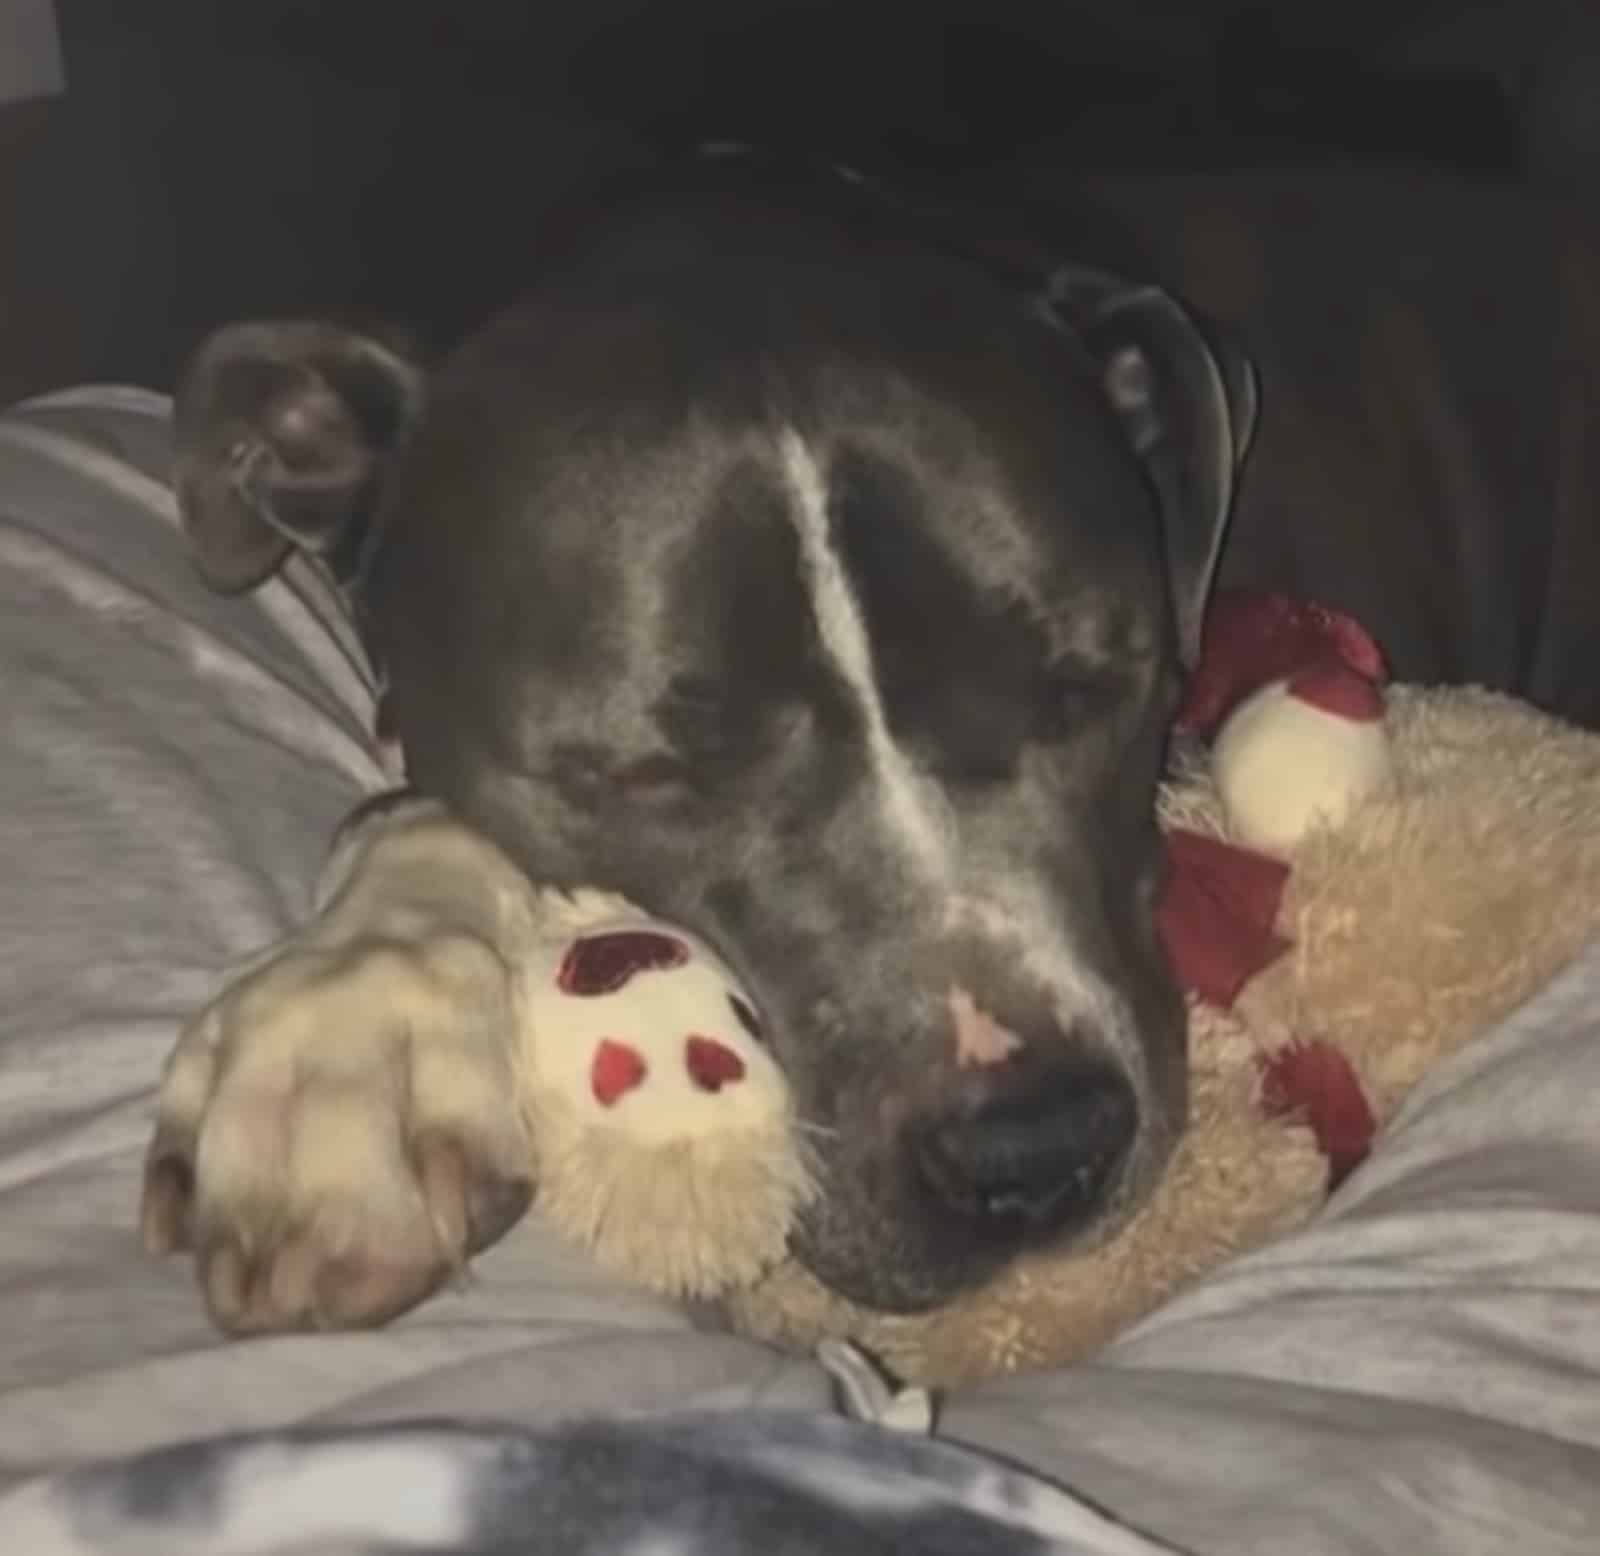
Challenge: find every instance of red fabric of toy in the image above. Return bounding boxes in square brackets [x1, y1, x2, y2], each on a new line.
[1177, 589, 1388, 737]
[1157, 829, 1292, 1010]
[1258, 1041, 1378, 1186]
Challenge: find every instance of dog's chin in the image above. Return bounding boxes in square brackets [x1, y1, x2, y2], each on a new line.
[789, 1125, 1180, 1315]
[788, 1234, 1007, 1316]
[790, 1210, 1146, 1314]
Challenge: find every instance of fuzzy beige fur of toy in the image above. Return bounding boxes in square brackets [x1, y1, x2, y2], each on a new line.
[723, 686, 1600, 1386]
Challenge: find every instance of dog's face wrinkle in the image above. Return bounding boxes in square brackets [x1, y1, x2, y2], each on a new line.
[377, 259, 1184, 1310]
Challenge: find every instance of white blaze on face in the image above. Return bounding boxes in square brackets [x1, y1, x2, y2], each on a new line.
[778, 429, 955, 884]
[777, 432, 1138, 1080]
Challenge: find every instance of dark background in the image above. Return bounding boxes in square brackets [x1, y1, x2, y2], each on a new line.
[2, 1, 1594, 402]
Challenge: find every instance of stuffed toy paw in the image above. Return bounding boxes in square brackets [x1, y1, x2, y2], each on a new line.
[515, 890, 814, 1298]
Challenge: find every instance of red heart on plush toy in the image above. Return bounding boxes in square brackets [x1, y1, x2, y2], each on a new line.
[592, 1039, 648, 1105]
[560, 931, 690, 996]
[686, 1035, 746, 1092]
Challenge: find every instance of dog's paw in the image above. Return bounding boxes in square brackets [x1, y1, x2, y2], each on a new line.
[141, 914, 534, 1336]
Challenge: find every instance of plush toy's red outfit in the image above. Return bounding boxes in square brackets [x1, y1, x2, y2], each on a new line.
[1157, 590, 1387, 1181]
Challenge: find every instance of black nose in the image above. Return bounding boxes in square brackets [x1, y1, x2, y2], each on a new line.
[914, 1064, 1138, 1228]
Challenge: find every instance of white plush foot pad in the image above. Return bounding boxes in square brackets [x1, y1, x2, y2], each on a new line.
[519, 892, 814, 1297]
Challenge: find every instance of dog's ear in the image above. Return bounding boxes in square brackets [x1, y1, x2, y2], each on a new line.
[174, 321, 426, 592]
[1037, 267, 1259, 667]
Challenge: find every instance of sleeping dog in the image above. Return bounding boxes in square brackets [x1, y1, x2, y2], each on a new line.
[139, 149, 1596, 1333]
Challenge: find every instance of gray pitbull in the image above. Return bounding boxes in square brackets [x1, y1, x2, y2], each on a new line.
[142, 150, 1258, 1330]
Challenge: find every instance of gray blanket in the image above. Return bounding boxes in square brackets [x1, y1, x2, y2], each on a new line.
[2, 1411, 1173, 1555]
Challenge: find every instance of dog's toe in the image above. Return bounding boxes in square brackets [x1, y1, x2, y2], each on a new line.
[139, 1150, 197, 1256]
[309, 1247, 450, 1330]
[199, 1212, 454, 1335]
[201, 1236, 270, 1335]
[465, 1169, 535, 1256]
[413, 1128, 534, 1261]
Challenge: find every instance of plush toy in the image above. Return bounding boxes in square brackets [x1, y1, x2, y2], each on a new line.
[515, 890, 814, 1297]
[519, 593, 1600, 1390]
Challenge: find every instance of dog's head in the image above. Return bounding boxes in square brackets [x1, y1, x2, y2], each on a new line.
[175, 157, 1255, 1311]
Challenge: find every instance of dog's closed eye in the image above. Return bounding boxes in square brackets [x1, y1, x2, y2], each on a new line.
[1043, 659, 1126, 734]
[615, 753, 693, 793]
[550, 746, 695, 804]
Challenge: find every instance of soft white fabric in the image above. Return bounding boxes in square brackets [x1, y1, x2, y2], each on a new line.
[3, 388, 1598, 1553]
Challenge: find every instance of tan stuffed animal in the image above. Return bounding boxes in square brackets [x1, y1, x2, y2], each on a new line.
[720, 675, 1600, 1385]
